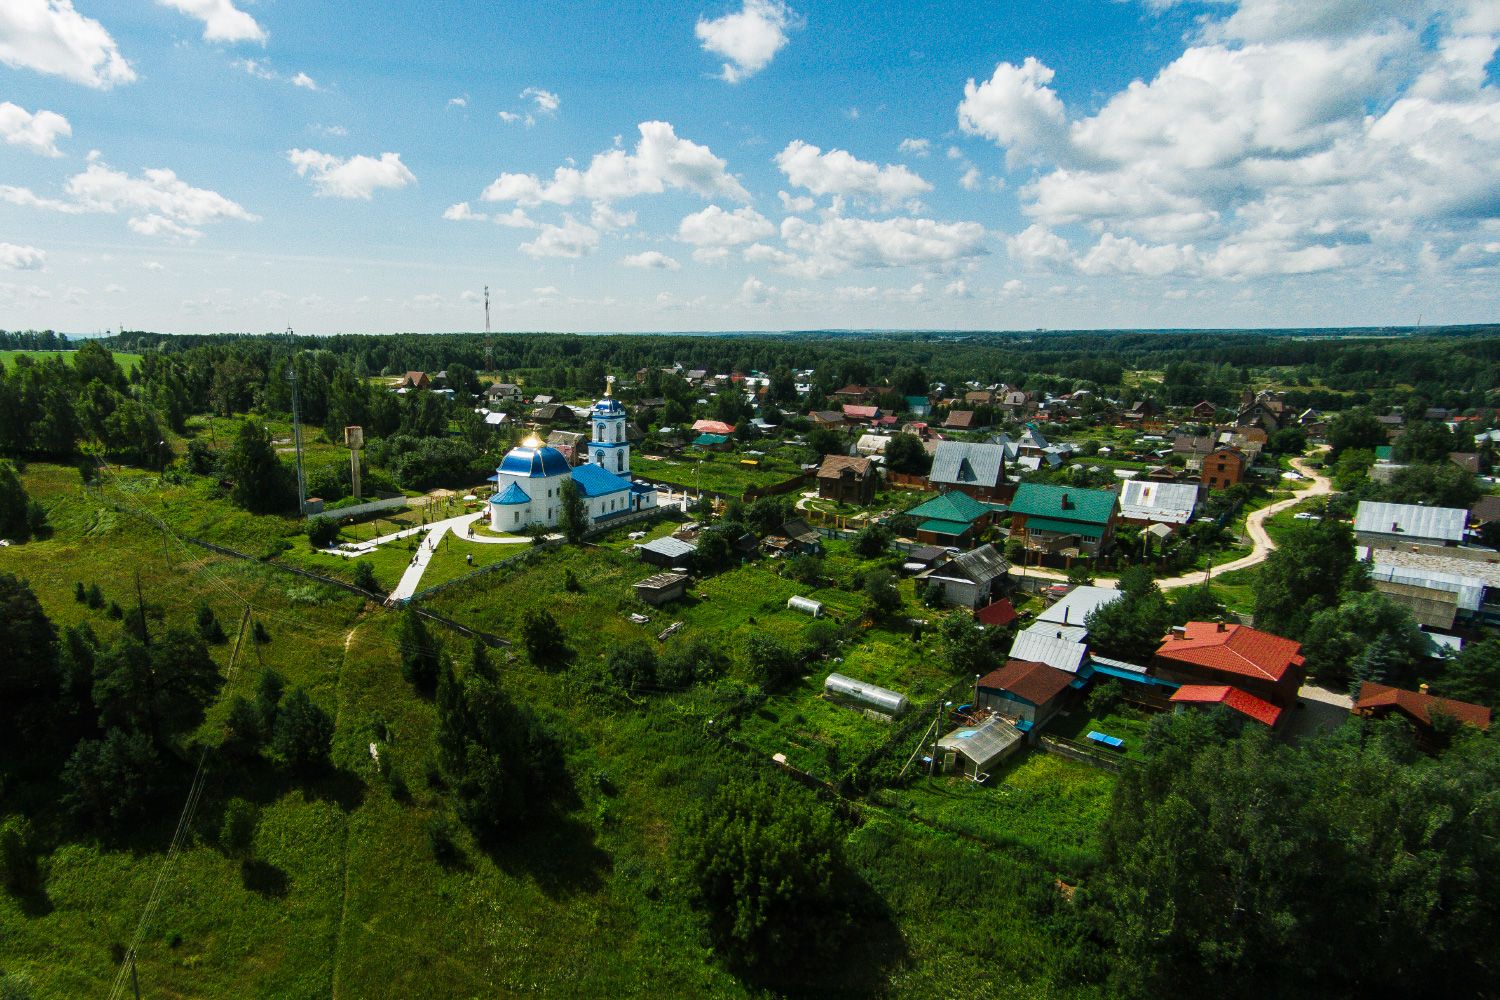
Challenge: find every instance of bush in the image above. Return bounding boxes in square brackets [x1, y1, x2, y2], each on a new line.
[352, 560, 379, 593]
[746, 634, 799, 691]
[306, 515, 339, 549]
[220, 798, 259, 860]
[271, 688, 333, 775]
[852, 522, 894, 558]
[606, 642, 658, 694]
[196, 603, 227, 644]
[0, 817, 38, 896]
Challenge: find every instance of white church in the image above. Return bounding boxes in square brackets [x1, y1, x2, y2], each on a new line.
[488, 378, 658, 532]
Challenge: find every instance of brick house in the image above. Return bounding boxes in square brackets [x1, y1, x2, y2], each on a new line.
[1153, 621, 1305, 716]
[1201, 447, 1246, 489]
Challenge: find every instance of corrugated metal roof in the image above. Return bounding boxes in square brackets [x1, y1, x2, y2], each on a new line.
[1354, 501, 1467, 543]
[937, 716, 1023, 766]
[906, 490, 994, 524]
[1038, 586, 1122, 628]
[1008, 626, 1088, 673]
[1119, 480, 1199, 524]
[636, 536, 696, 558]
[571, 463, 632, 497]
[929, 441, 1007, 488]
[1022, 517, 1106, 540]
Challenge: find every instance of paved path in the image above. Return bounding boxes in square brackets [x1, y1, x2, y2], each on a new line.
[388, 523, 450, 601]
[320, 510, 532, 559]
[1007, 449, 1333, 592]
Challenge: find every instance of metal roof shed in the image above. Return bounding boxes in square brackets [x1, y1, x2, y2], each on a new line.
[937, 716, 1024, 779]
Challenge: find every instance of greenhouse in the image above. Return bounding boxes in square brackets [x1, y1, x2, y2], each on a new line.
[824, 672, 909, 716]
[787, 595, 824, 617]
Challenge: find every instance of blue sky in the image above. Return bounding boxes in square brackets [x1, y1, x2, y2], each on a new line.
[1, 0, 1498, 334]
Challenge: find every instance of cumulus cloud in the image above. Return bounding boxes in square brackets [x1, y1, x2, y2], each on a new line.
[481, 120, 749, 206]
[898, 138, 931, 157]
[287, 149, 416, 199]
[622, 250, 682, 270]
[965, 3, 1500, 285]
[290, 72, 318, 90]
[0, 102, 70, 156]
[773, 214, 989, 276]
[678, 204, 774, 247]
[443, 202, 483, 221]
[0, 161, 257, 239]
[156, 0, 266, 44]
[0, 0, 135, 88]
[522, 86, 559, 114]
[0, 243, 46, 270]
[696, 0, 800, 83]
[777, 190, 815, 213]
[957, 57, 1070, 166]
[520, 216, 599, 258]
[774, 140, 932, 209]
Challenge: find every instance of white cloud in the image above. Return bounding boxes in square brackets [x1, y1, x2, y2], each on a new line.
[776, 214, 989, 275]
[290, 72, 318, 90]
[447, 96, 467, 108]
[493, 207, 538, 229]
[310, 123, 347, 137]
[775, 140, 932, 209]
[692, 246, 731, 264]
[0, 102, 70, 156]
[480, 121, 750, 206]
[287, 149, 416, 199]
[777, 190, 815, 213]
[62, 162, 257, 238]
[522, 86, 559, 114]
[443, 201, 483, 221]
[0, 243, 46, 270]
[944, 279, 970, 297]
[696, 0, 800, 83]
[590, 202, 637, 231]
[0, 0, 135, 88]
[678, 204, 774, 247]
[520, 216, 599, 258]
[1006, 225, 1074, 270]
[957, 57, 1070, 166]
[738, 274, 772, 304]
[156, 0, 266, 44]
[622, 250, 681, 270]
[899, 138, 931, 157]
[234, 57, 275, 79]
[959, 167, 982, 191]
[498, 111, 525, 124]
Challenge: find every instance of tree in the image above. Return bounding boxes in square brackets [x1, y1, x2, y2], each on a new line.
[271, 688, 333, 774]
[223, 420, 294, 514]
[557, 478, 588, 543]
[677, 776, 850, 974]
[1439, 639, 1500, 707]
[1086, 574, 1172, 663]
[220, 798, 259, 861]
[784, 553, 824, 585]
[352, 560, 379, 593]
[0, 817, 39, 897]
[941, 613, 988, 676]
[606, 642, 658, 693]
[852, 522, 893, 558]
[221, 695, 265, 759]
[745, 634, 799, 691]
[0, 572, 60, 755]
[747, 496, 791, 536]
[306, 515, 339, 549]
[862, 569, 902, 621]
[883, 432, 930, 474]
[61, 728, 160, 832]
[807, 427, 844, 458]
[399, 607, 442, 693]
[1266, 426, 1307, 455]
[255, 669, 284, 733]
[92, 629, 221, 746]
[691, 528, 734, 574]
[520, 607, 567, 666]
[1251, 518, 1358, 639]
[1393, 420, 1456, 464]
[1300, 591, 1425, 686]
[1382, 462, 1481, 509]
[657, 638, 726, 689]
[196, 603, 227, 644]
[0, 461, 32, 541]
[1326, 409, 1386, 457]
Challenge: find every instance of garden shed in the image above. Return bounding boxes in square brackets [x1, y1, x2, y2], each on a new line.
[936, 716, 1024, 779]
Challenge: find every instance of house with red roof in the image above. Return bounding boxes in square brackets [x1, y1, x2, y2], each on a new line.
[975, 658, 1076, 728]
[1169, 685, 1283, 727]
[1152, 621, 1306, 712]
[974, 597, 1017, 628]
[1354, 682, 1491, 744]
[842, 403, 881, 423]
[690, 419, 735, 436]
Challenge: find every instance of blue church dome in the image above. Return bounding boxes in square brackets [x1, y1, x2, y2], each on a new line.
[592, 397, 625, 417]
[498, 443, 571, 478]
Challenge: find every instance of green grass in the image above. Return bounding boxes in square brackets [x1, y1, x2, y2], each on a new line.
[632, 451, 804, 496]
[1046, 702, 1155, 762]
[0, 349, 143, 375]
[887, 752, 1117, 877]
[1, 459, 1112, 998]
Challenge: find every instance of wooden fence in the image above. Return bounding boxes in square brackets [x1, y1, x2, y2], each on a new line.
[1038, 734, 1124, 773]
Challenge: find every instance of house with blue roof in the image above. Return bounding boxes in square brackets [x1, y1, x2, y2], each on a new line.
[488, 377, 658, 532]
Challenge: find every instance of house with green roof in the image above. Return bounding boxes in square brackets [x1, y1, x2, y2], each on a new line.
[692, 432, 732, 450]
[1008, 482, 1118, 562]
[904, 489, 1006, 547]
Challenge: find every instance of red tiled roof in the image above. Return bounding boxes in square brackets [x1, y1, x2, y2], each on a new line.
[1356, 682, 1491, 730]
[945, 410, 977, 428]
[691, 419, 735, 435]
[1155, 622, 1304, 683]
[1170, 684, 1283, 727]
[978, 658, 1073, 706]
[842, 404, 879, 419]
[974, 598, 1017, 627]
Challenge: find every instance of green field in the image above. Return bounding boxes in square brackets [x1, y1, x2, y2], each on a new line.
[632, 449, 806, 497]
[0, 349, 143, 375]
[0, 461, 1110, 998]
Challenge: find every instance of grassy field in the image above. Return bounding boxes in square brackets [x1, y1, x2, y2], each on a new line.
[0, 349, 144, 375]
[1, 460, 1111, 998]
[632, 449, 805, 497]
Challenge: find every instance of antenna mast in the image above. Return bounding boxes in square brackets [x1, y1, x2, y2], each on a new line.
[286, 335, 307, 518]
[484, 285, 490, 334]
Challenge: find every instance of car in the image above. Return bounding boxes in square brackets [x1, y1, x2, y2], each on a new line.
[1293, 512, 1321, 520]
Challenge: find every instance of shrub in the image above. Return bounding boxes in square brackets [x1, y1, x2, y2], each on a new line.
[352, 560, 379, 593]
[306, 515, 339, 549]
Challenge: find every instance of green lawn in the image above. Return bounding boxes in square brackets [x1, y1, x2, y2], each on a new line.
[0, 349, 143, 375]
[1, 459, 1112, 998]
[632, 451, 805, 497]
[1046, 701, 1156, 762]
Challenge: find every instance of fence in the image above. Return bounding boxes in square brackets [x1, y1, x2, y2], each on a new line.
[581, 505, 666, 540]
[743, 471, 813, 502]
[1037, 734, 1124, 773]
[316, 495, 412, 521]
[885, 471, 932, 491]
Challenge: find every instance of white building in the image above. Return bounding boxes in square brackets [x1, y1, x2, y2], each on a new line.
[489, 379, 657, 532]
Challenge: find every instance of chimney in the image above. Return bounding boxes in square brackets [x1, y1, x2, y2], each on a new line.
[1063, 606, 1070, 624]
[1216, 620, 1226, 632]
[1061, 492, 1073, 510]
[1170, 625, 1187, 639]
[1419, 683, 1430, 695]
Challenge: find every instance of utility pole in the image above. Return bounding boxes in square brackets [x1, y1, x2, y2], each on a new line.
[484, 285, 490, 334]
[287, 357, 306, 518]
[130, 952, 141, 1000]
